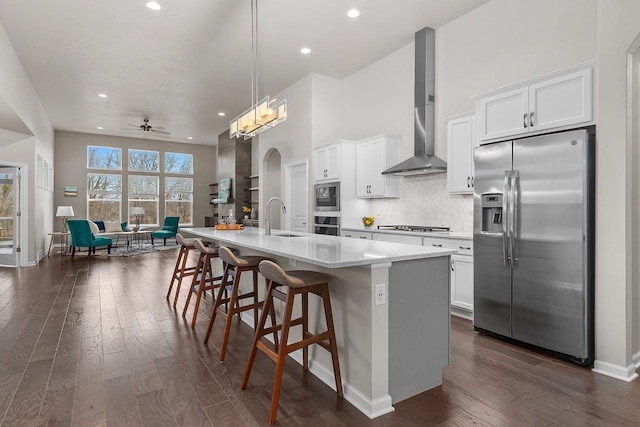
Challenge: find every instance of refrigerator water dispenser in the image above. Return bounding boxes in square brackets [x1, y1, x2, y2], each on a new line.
[481, 194, 503, 233]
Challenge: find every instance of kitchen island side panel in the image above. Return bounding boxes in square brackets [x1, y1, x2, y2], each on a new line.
[388, 256, 451, 403]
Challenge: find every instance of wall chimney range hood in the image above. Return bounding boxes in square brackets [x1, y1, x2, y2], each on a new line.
[382, 27, 446, 176]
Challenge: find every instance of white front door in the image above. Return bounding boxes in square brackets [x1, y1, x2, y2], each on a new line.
[0, 167, 19, 266]
[287, 162, 308, 233]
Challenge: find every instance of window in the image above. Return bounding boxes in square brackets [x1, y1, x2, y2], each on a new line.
[87, 174, 121, 221]
[165, 177, 193, 225]
[128, 175, 159, 226]
[165, 152, 193, 174]
[87, 146, 122, 170]
[128, 149, 159, 172]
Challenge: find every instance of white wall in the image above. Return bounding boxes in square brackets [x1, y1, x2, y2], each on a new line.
[0, 24, 54, 263]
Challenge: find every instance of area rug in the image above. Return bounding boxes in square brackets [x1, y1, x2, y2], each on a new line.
[98, 242, 178, 257]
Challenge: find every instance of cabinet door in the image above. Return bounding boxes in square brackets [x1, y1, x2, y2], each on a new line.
[451, 255, 473, 312]
[368, 138, 386, 196]
[325, 144, 341, 180]
[356, 142, 371, 197]
[447, 115, 475, 194]
[479, 87, 528, 141]
[372, 233, 422, 245]
[342, 230, 371, 240]
[314, 148, 328, 181]
[529, 68, 592, 132]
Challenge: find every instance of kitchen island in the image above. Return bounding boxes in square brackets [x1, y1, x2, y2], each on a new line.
[182, 227, 455, 418]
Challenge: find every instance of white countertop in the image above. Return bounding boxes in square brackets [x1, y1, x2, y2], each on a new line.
[341, 227, 472, 240]
[182, 227, 455, 269]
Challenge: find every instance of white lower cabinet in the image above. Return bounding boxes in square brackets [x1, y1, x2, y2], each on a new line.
[371, 233, 423, 245]
[450, 254, 474, 313]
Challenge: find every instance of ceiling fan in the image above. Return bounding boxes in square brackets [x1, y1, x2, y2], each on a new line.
[120, 117, 170, 135]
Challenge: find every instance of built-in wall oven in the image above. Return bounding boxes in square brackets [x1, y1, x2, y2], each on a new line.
[314, 182, 340, 212]
[314, 216, 340, 236]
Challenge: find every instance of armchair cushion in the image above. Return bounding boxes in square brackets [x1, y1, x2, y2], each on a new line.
[104, 220, 122, 233]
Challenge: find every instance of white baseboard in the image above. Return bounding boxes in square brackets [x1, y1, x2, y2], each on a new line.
[633, 351, 640, 369]
[592, 360, 639, 382]
[238, 311, 395, 419]
[450, 306, 473, 321]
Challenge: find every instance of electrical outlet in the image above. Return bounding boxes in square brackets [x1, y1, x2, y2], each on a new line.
[375, 284, 385, 306]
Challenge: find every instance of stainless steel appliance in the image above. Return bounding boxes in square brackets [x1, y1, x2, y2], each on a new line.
[473, 127, 595, 365]
[377, 225, 450, 233]
[314, 182, 340, 212]
[314, 216, 340, 236]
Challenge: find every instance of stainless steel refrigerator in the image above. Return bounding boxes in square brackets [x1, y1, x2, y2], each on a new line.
[473, 127, 595, 365]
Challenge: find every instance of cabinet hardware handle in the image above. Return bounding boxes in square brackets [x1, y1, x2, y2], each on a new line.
[523, 113, 528, 128]
[471, 177, 474, 187]
[460, 246, 471, 250]
[529, 112, 534, 127]
[466, 176, 470, 187]
[451, 261, 455, 271]
[360, 236, 367, 239]
[432, 244, 443, 247]
[345, 234, 352, 237]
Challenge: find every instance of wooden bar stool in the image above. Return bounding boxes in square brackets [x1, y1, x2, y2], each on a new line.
[204, 246, 276, 362]
[167, 233, 200, 308]
[182, 239, 222, 328]
[241, 260, 343, 424]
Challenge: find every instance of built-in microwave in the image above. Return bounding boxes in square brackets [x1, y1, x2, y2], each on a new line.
[314, 181, 340, 212]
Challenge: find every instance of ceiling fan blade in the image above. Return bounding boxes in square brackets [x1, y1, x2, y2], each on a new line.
[153, 126, 165, 130]
[120, 128, 142, 131]
[127, 123, 141, 127]
[151, 129, 171, 135]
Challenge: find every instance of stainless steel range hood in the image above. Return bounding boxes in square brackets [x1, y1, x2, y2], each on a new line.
[383, 27, 446, 176]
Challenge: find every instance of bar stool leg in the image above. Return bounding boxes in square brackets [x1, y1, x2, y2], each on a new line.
[182, 253, 203, 318]
[302, 292, 309, 371]
[173, 246, 191, 308]
[269, 289, 296, 424]
[253, 270, 259, 329]
[191, 254, 210, 328]
[322, 285, 343, 397]
[204, 262, 231, 345]
[218, 266, 242, 362]
[241, 280, 276, 390]
[167, 245, 185, 300]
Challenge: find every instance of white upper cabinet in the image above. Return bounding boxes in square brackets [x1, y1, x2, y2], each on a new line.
[477, 63, 594, 142]
[314, 143, 341, 182]
[355, 135, 399, 198]
[447, 113, 476, 194]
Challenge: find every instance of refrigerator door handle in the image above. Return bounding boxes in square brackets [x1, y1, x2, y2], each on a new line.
[503, 170, 511, 266]
[510, 170, 520, 267]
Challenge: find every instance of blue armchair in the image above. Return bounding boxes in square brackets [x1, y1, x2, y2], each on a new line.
[152, 216, 180, 245]
[67, 219, 112, 256]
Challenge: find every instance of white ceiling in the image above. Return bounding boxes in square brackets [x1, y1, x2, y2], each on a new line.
[0, 0, 487, 146]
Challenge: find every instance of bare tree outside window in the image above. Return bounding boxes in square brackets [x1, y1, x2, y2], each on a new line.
[165, 152, 193, 174]
[87, 146, 122, 169]
[165, 177, 193, 225]
[129, 175, 159, 226]
[128, 149, 159, 172]
[87, 174, 121, 221]
[0, 172, 14, 242]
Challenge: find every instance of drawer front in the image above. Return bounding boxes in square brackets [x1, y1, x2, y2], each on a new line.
[423, 237, 473, 256]
[342, 230, 372, 240]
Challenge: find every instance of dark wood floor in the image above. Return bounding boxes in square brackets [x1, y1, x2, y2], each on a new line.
[0, 249, 639, 426]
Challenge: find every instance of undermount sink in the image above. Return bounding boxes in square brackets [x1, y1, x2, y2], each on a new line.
[273, 233, 304, 238]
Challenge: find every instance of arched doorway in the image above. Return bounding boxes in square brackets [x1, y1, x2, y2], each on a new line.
[263, 148, 282, 230]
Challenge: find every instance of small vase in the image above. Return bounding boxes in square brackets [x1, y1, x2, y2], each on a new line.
[364, 224, 373, 228]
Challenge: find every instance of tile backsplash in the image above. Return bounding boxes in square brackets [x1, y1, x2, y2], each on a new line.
[369, 173, 473, 232]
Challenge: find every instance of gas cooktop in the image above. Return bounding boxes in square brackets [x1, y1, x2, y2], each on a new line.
[376, 225, 450, 233]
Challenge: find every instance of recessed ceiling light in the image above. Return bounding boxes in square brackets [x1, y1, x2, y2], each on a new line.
[97, 126, 104, 130]
[187, 136, 193, 140]
[300, 47, 311, 55]
[146, 1, 161, 11]
[218, 112, 226, 117]
[98, 93, 107, 98]
[347, 9, 360, 18]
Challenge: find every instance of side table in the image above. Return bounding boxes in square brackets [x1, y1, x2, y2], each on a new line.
[48, 232, 71, 256]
